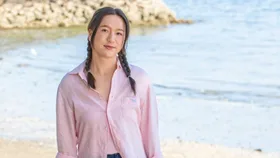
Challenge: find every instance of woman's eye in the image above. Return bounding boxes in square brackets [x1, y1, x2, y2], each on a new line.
[101, 29, 108, 32]
[117, 32, 123, 36]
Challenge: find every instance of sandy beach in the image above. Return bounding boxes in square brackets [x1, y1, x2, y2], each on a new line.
[1, 0, 280, 158]
[0, 138, 279, 158]
[1, 23, 280, 158]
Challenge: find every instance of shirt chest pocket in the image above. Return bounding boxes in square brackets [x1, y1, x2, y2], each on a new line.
[121, 96, 141, 123]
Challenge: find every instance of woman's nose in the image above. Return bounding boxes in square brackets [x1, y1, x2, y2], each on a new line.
[107, 32, 115, 42]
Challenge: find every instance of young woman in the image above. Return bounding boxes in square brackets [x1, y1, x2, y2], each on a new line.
[56, 7, 163, 158]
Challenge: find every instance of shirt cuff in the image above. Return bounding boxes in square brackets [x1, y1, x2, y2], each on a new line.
[56, 152, 77, 158]
[150, 153, 164, 158]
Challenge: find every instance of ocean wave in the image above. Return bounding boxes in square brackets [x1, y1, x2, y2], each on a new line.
[154, 83, 280, 107]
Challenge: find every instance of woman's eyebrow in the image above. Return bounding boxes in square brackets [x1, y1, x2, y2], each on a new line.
[99, 25, 124, 32]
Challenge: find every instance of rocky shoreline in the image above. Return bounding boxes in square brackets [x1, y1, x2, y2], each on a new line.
[0, 0, 193, 29]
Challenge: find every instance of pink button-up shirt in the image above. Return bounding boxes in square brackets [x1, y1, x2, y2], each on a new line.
[55, 59, 163, 158]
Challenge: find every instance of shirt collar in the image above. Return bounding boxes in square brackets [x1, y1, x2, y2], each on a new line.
[68, 57, 122, 80]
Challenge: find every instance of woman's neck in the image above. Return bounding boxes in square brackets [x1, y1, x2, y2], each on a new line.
[90, 54, 117, 77]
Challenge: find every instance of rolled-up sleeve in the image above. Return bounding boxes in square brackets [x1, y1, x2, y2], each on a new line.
[56, 84, 78, 158]
[140, 80, 163, 158]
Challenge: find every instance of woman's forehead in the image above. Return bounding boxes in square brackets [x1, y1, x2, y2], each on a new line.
[99, 15, 125, 31]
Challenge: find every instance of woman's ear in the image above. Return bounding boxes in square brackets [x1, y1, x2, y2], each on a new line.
[88, 29, 93, 42]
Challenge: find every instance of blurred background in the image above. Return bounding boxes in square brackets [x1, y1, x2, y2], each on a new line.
[0, 0, 280, 157]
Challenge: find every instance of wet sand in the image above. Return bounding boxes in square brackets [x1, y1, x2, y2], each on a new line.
[1, 138, 279, 158]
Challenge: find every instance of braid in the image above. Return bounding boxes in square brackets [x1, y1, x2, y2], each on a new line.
[118, 52, 136, 95]
[85, 39, 95, 89]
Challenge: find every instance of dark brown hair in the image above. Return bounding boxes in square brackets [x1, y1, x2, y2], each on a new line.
[85, 7, 136, 94]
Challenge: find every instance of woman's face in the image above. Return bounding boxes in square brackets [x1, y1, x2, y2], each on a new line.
[89, 15, 126, 59]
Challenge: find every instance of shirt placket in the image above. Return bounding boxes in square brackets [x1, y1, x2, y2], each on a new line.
[106, 69, 122, 155]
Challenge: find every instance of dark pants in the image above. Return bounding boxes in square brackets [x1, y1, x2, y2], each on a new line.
[107, 153, 121, 158]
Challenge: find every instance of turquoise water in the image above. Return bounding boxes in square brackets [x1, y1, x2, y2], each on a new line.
[0, 0, 280, 152]
[150, 0, 280, 107]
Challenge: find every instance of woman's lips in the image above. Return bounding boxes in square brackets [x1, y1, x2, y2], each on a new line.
[104, 45, 115, 50]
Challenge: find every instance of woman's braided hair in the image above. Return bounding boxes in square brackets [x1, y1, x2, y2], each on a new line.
[85, 7, 136, 94]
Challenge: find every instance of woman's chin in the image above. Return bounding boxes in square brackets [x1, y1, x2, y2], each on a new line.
[100, 52, 118, 59]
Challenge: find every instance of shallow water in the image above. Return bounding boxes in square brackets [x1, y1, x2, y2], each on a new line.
[0, 0, 280, 152]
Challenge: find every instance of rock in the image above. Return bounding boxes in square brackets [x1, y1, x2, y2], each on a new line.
[0, 20, 12, 28]
[126, 2, 142, 25]
[18, 9, 25, 15]
[10, 8, 18, 16]
[0, 0, 193, 29]
[34, 10, 43, 20]
[6, 13, 15, 24]
[255, 148, 262, 152]
[72, 16, 80, 25]
[17, 63, 29, 67]
[42, 3, 51, 14]
[63, 10, 73, 19]
[14, 4, 23, 10]
[77, 17, 87, 23]
[0, 0, 4, 6]
[83, 6, 94, 21]
[14, 15, 26, 27]
[55, 0, 64, 6]
[126, 11, 142, 25]
[50, 3, 59, 12]
[25, 11, 35, 23]
[103, 0, 124, 8]
[174, 19, 194, 24]
[2, 3, 13, 12]
[23, 1, 33, 7]
[157, 14, 170, 25]
[85, 0, 100, 9]
[74, 6, 84, 17]
[65, 1, 75, 12]
[61, 18, 72, 27]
